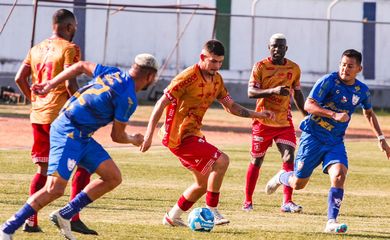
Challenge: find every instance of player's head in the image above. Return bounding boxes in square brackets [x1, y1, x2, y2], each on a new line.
[199, 39, 225, 76]
[339, 49, 362, 83]
[130, 53, 159, 91]
[52, 9, 77, 41]
[268, 33, 287, 64]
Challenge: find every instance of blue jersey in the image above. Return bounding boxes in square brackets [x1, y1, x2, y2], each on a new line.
[60, 64, 137, 134]
[300, 72, 371, 145]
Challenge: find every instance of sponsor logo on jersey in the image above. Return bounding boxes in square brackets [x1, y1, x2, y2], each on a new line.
[341, 96, 347, 103]
[67, 158, 76, 171]
[352, 94, 360, 105]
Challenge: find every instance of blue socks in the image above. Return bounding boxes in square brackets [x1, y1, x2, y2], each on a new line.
[328, 187, 344, 220]
[279, 171, 293, 187]
[59, 191, 92, 220]
[1, 203, 36, 234]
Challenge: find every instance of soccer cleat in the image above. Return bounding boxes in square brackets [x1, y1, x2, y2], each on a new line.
[242, 202, 254, 212]
[49, 210, 76, 240]
[162, 212, 187, 227]
[0, 231, 13, 240]
[265, 170, 285, 195]
[280, 201, 303, 213]
[208, 207, 230, 225]
[22, 223, 43, 233]
[71, 220, 98, 235]
[324, 219, 348, 233]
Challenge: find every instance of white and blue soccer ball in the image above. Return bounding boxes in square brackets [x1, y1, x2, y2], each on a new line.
[188, 207, 215, 232]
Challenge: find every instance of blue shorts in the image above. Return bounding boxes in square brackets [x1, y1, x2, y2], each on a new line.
[47, 116, 111, 180]
[294, 131, 348, 179]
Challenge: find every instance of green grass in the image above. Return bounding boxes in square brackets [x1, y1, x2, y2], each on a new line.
[1, 142, 390, 239]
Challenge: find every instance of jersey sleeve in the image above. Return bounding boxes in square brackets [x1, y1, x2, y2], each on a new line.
[248, 62, 262, 89]
[23, 50, 32, 67]
[308, 76, 333, 104]
[292, 65, 302, 90]
[63, 44, 80, 67]
[113, 95, 137, 123]
[216, 76, 233, 104]
[361, 88, 372, 110]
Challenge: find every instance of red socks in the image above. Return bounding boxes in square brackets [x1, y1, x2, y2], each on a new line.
[206, 191, 220, 208]
[70, 167, 91, 222]
[282, 161, 294, 203]
[245, 163, 260, 203]
[27, 173, 47, 226]
[177, 195, 195, 211]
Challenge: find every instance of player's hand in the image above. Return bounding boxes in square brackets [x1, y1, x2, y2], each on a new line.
[378, 139, 390, 160]
[140, 136, 152, 152]
[258, 110, 275, 120]
[332, 112, 350, 122]
[273, 86, 290, 96]
[31, 82, 52, 95]
[130, 133, 144, 147]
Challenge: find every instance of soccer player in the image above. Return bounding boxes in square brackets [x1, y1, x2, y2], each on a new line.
[14, 9, 96, 234]
[242, 33, 307, 212]
[0, 53, 158, 240]
[265, 49, 390, 233]
[140, 40, 275, 226]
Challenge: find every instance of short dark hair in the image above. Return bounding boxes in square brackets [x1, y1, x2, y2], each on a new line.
[342, 49, 362, 65]
[52, 9, 75, 25]
[203, 39, 225, 56]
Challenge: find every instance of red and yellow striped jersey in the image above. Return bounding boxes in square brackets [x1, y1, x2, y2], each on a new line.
[161, 64, 231, 148]
[24, 37, 80, 124]
[249, 57, 301, 127]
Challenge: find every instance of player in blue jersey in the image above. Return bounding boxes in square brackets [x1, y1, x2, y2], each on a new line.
[264, 49, 390, 233]
[0, 54, 158, 240]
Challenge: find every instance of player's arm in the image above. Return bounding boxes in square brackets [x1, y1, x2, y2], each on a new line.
[14, 64, 32, 101]
[65, 78, 79, 96]
[140, 94, 171, 152]
[363, 108, 390, 159]
[248, 85, 290, 98]
[111, 120, 144, 146]
[32, 61, 96, 95]
[292, 89, 308, 116]
[304, 98, 349, 122]
[220, 98, 275, 120]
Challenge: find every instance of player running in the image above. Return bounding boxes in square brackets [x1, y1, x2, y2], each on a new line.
[0, 54, 158, 240]
[141, 39, 275, 227]
[243, 33, 307, 212]
[14, 9, 95, 235]
[265, 49, 390, 233]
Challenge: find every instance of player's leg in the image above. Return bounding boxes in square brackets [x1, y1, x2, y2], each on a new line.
[243, 122, 271, 211]
[24, 123, 51, 232]
[69, 166, 97, 235]
[276, 142, 302, 213]
[323, 144, 348, 233]
[1, 175, 68, 237]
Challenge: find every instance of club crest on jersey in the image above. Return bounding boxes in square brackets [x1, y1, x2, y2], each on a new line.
[352, 94, 360, 105]
[335, 90, 340, 94]
[198, 138, 205, 143]
[67, 158, 76, 171]
[341, 96, 348, 103]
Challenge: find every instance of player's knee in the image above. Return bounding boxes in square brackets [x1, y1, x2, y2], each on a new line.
[108, 172, 122, 189]
[46, 185, 66, 198]
[216, 153, 229, 171]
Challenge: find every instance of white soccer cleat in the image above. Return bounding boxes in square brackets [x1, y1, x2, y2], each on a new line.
[280, 201, 303, 213]
[324, 219, 348, 233]
[49, 210, 76, 240]
[162, 212, 187, 227]
[208, 207, 230, 225]
[265, 170, 285, 195]
[0, 231, 13, 240]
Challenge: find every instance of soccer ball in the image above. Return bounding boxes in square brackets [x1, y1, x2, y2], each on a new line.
[188, 207, 215, 232]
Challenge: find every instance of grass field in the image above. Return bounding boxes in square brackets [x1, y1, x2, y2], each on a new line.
[1, 104, 390, 239]
[1, 143, 390, 239]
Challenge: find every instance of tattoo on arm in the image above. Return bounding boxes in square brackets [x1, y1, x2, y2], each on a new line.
[239, 108, 250, 117]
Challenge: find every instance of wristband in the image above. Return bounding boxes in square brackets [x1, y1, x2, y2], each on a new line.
[378, 135, 385, 140]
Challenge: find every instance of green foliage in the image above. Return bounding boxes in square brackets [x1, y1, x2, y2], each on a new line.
[1, 142, 390, 239]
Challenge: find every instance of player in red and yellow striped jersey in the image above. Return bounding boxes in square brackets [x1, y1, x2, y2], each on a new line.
[14, 9, 96, 235]
[243, 33, 307, 213]
[141, 40, 274, 227]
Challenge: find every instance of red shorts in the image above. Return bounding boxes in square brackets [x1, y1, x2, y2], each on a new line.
[169, 136, 222, 175]
[31, 123, 51, 163]
[251, 122, 296, 158]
